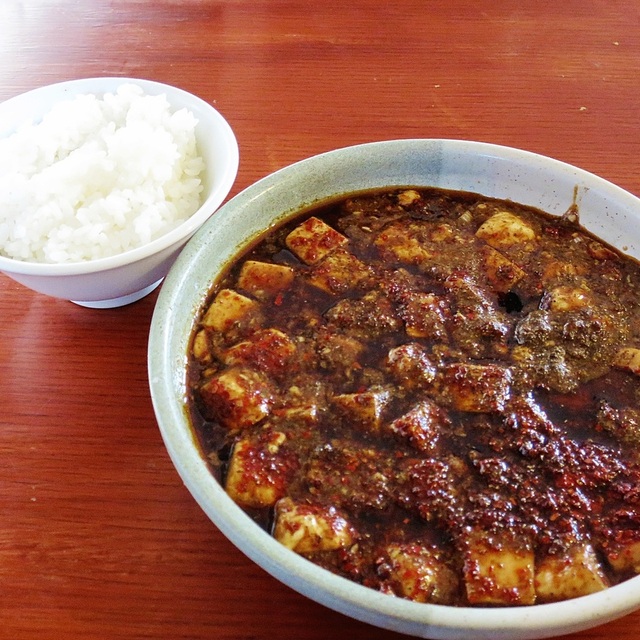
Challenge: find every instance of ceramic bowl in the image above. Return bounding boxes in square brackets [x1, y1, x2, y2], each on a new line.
[0, 77, 238, 308]
[148, 139, 640, 639]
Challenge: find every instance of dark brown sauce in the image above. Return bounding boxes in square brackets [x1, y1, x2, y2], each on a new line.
[186, 187, 640, 606]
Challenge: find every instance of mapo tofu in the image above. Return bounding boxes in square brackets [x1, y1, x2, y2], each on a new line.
[186, 187, 640, 607]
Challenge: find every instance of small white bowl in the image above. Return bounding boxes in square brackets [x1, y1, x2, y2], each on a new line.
[149, 140, 640, 639]
[0, 77, 238, 308]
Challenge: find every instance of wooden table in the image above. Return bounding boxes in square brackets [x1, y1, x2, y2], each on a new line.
[2, 1, 640, 638]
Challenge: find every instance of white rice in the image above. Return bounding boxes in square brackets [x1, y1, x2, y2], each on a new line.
[0, 83, 205, 263]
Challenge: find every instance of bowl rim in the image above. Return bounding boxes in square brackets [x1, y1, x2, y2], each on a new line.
[149, 138, 640, 639]
[0, 76, 239, 275]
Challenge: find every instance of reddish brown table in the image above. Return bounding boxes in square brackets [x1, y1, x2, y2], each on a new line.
[2, 2, 640, 638]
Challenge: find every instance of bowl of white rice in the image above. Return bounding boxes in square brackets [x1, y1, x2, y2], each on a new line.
[0, 77, 239, 308]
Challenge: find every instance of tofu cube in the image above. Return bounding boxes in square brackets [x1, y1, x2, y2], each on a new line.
[272, 403, 320, 426]
[285, 216, 348, 265]
[541, 259, 584, 285]
[397, 189, 421, 206]
[225, 430, 290, 508]
[237, 260, 295, 300]
[388, 399, 446, 454]
[333, 387, 391, 433]
[475, 211, 537, 249]
[202, 289, 260, 332]
[191, 328, 211, 364]
[307, 248, 371, 294]
[587, 240, 619, 261]
[437, 363, 512, 413]
[613, 347, 640, 376]
[463, 532, 536, 606]
[374, 222, 434, 264]
[401, 292, 449, 340]
[199, 367, 273, 430]
[606, 540, 640, 574]
[542, 285, 592, 312]
[426, 222, 456, 243]
[386, 342, 437, 388]
[535, 543, 609, 602]
[221, 328, 296, 375]
[273, 497, 356, 553]
[316, 332, 365, 370]
[480, 245, 526, 293]
[383, 543, 459, 604]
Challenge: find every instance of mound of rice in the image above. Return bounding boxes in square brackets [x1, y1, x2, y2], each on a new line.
[0, 83, 205, 263]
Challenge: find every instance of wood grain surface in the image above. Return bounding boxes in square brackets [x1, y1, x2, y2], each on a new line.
[1, 1, 640, 638]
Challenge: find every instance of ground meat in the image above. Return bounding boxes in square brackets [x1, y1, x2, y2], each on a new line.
[324, 289, 403, 339]
[303, 440, 395, 511]
[445, 273, 513, 358]
[515, 306, 627, 392]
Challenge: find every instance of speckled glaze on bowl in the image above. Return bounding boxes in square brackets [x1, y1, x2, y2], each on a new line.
[148, 140, 640, 639]
[0, 77, 238, 308]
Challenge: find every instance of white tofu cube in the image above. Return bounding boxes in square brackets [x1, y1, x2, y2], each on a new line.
[383, 542, 458, 604]
[225, 430, 289, 508]
[387, 399, 447, 454]
[386, 342, 437, 388]
[436, 362, 512, 413]
[200, 367, 273, 430]
[374, 222, 434, 264]
[480, 245, 526, 293]
[535, 543, 609, 602]
[202, 289, 260, 332]
[606, 540, 640, 574]
[307, 248, 371, 294]
[542, 285, 592, 312]
[285, 216, 348, 265]
[237, 260, 295, 300]
[463, 531, 536, 605]
[221, 328, 296, 375]
[613, 347, 640, 376]
[333, 387, 391, 433]
[401, 292, 449, 340]
[475, 211, 537, 249]
[273, 497, 356, 553]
